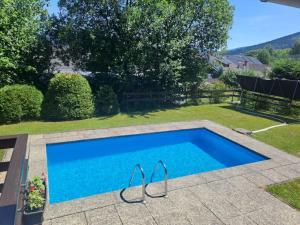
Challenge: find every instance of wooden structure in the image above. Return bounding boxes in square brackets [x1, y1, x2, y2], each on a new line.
[0, 135, 28, 225]
[237, 76, 300, 113]
[261, 0, 300, 8]
[122, 89, 240, 111]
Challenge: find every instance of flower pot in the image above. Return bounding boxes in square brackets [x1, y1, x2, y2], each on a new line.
[22, 180, 47, 225]
[23, 208, 44, 225]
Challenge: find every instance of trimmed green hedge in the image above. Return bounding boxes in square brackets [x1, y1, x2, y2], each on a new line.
[95, 86, 119, 115]
[0, 85, 43, 123]
[43, 73, 94, 120]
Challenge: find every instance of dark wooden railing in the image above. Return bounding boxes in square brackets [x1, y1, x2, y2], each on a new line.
[122, 89, 300, 114]
[122, 89, 240, 110]
[240, 90, 300, 110]
[0, 134, 28, 225]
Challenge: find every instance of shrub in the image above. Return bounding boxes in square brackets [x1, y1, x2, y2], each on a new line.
[257, 49, 271, 65]
[220, 69, 263, 87]
[291, 38, 300, 55]
[95, 86, 119, 115]
[219, 69, 238, 87]
[43, 73, 94, 120]
[0, 85, 43, 123]
[270, 59, 300, 80]
[205, 81, 227, 104]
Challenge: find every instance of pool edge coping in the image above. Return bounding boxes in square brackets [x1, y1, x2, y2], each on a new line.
[27, 120, 300, 220]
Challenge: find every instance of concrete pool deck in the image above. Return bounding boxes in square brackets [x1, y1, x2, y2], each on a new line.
[27, 120, 300, 225]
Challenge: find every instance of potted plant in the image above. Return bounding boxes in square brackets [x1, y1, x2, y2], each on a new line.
[23, 174, 47, 225]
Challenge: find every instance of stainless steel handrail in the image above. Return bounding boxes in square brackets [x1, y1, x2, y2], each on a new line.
[150, 160, 168, 197]
[128, 164, 146, 203]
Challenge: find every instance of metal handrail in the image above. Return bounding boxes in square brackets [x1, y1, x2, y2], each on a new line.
[150, 160, 168, 197]
[128, 164, 146, 203]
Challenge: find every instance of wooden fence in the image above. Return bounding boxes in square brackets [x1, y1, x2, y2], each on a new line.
[122, 89, 240, 111]
[122, 89, 300, 114]
[240, 90, 300, 111]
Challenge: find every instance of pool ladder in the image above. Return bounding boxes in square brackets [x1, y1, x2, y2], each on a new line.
[128, 164, 146, 203]
[128, 160, 168, 203]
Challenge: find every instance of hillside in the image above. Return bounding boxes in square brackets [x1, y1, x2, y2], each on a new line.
[227, 32, 300, 55]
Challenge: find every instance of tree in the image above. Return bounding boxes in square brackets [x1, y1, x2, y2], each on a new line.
[257, 49, 271, 65]
[291, 38, 300, 55]
[270, 59, 300, 80]
[56, 0, 233, 92]
[0, 0, 49, 87]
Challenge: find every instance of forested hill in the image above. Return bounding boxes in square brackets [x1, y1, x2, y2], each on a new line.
[227, 32, 300, 55]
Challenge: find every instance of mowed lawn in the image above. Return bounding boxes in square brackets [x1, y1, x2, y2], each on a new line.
[267, 179, 300, 211]
[0, 149, 4, 161]
[0, 103, 299, 156]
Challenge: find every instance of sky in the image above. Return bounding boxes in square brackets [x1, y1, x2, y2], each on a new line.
[48, 0, 300, 50]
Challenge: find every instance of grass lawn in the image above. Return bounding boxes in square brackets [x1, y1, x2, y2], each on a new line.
[253, 124, 300, 156]
[0, 149, 4, 161]
[0, 103, 299, 156]
[267, 179, 300, 211]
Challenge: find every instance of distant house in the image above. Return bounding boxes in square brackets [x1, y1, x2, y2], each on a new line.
[261, 0, 300, 8]
[210, 55, 270, 73]
[50, 58, 92, 76]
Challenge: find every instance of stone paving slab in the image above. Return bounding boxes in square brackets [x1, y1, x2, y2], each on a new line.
[259, 168, 289, 183]
[26, 120, 300, 225]
[115, 203, 157, 225]
[85, 206, 122, 225]
[189, 184, 241, 220]
[168, 188, 224, 225]
[51, 212, 87, 225]
[222, 215, 257, 225]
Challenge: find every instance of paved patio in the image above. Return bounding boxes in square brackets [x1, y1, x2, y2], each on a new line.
[27, 120, 300, 225]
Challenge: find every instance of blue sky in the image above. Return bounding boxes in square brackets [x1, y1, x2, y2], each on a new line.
[48, 0, 300, 50]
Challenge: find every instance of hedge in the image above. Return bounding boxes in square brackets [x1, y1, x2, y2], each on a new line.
[43, 73, 94, 120]
[0, 85, 43, 123]
[95, 86, 119, 115]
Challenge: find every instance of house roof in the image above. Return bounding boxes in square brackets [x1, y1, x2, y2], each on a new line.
[261, 0, 300, 8]
[51, 58, 92, 76]
[222, 55, 263, 66]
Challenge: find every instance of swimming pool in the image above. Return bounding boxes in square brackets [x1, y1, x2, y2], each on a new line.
[46, 128, 267, 203]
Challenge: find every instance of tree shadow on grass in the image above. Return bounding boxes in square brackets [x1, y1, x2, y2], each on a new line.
[122, 105, 181, 118]
[221, 104, 300, 124]
[98, 106, 181, 120]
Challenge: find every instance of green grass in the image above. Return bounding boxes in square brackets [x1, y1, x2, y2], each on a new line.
[0, 103, 299, 156]
[0, 104, 278, 135]
[267, 179, 300, 210]
[0, 149, 4, 161]
[253, 125, 300, 156]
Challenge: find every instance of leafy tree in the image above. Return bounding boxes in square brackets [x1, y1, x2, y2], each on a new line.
[0, 0, 49, 87]
[270, 59, 300, 80]
[95, 86, 119, 115]
[219, 69, 238, 87]
[290, 38, 300, 55]
[56, 0, 233, 92]
[257, 49, 271, 65]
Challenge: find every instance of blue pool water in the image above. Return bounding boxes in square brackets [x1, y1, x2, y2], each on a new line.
[46, 128, 267, 203]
